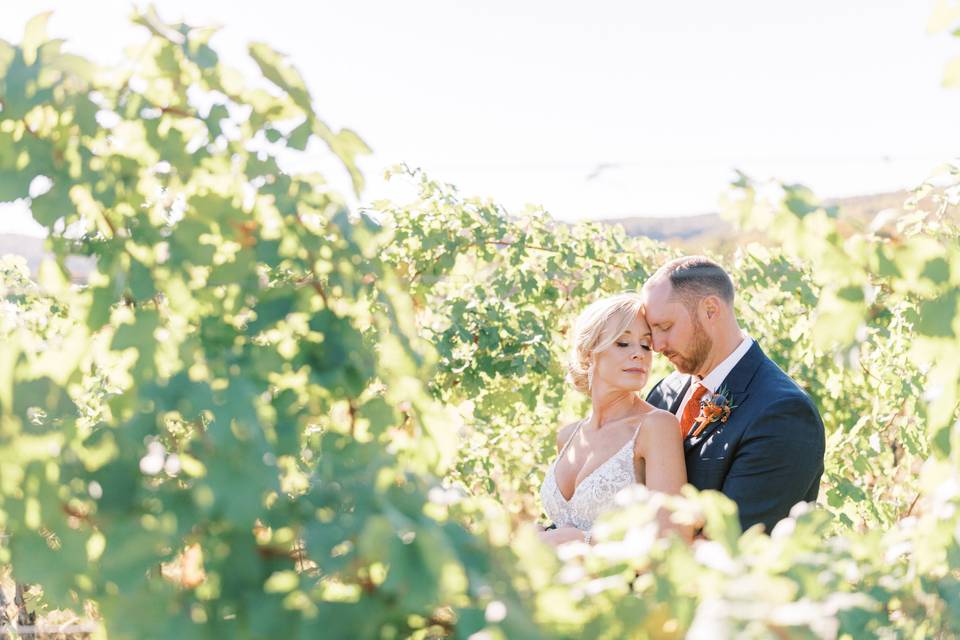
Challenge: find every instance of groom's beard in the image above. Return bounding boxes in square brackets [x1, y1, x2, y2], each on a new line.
[666, 315, 712, 375]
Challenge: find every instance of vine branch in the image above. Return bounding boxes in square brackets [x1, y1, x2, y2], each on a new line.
[406, 237, 631, 284]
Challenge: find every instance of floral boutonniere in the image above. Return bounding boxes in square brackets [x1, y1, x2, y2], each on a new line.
[692, 385, 737, 438]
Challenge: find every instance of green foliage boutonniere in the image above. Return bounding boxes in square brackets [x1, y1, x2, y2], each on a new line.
[692, 385, 736, 438]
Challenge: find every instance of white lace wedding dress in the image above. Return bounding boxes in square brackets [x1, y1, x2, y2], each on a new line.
[540, 419, 643, 531]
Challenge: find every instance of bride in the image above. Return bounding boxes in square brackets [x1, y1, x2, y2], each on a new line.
[539, 293, 688, 546]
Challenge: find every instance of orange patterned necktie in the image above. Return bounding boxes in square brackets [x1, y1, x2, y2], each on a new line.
[679, 384, 708, 439]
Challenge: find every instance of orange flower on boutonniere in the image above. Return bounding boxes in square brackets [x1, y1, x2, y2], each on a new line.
[691, 385, 736, 438]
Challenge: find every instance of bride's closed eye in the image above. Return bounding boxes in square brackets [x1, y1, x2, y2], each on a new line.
[616, 341, 652, 351]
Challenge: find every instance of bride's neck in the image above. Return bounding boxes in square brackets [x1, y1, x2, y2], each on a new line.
[589, 391, 641, 427]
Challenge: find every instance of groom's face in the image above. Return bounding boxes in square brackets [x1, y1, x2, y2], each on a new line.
[643, 279, 712, 375]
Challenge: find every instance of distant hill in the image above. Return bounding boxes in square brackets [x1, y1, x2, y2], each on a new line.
[597, 191, 918, 242]
[599, 212, 732, 241]
[0, 191, 946, 282]
[0, 234, 94, 282]
[0, 234, 45, 273]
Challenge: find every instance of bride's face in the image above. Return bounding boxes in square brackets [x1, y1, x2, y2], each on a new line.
[592, 314, 653, 393]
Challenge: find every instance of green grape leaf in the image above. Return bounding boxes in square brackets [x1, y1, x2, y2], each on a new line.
[916, 291, 959, 338]
[248, 42, 312, 112]
[31, 183, 75, 226]
[22, 11, 52, 65]
[0, 170, 31, 201]
[945, 56, 960, 88]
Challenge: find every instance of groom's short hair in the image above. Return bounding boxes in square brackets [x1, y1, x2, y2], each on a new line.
[655, 256, 735, 309]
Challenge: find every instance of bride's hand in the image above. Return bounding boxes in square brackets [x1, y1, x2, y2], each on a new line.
[538, 526, 588, 547]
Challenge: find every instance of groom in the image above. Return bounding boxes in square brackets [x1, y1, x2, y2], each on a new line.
[643, 256, 825, 533]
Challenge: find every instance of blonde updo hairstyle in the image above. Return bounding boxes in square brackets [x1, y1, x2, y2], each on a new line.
[567, 292, 645, 395]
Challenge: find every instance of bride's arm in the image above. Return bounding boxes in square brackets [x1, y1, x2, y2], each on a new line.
[637, 411, 693, 542]
[538, 526, 588, 546]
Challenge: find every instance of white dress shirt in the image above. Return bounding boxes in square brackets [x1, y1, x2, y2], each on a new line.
[675, 335, 754, 418]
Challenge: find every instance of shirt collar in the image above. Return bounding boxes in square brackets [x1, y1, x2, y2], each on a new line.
[694, 334, 753, 393]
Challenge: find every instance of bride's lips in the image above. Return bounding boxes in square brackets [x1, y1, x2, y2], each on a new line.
[622, 368, 646, 374]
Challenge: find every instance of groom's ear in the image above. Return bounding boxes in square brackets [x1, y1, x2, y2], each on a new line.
[700, 295, 722, 322]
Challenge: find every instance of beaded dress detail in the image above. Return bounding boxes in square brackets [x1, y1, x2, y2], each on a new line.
[540, 419, 642, 531]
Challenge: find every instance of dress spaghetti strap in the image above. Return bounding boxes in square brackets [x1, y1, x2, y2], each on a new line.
[557, 418, 587, 460]
[632, 412, 647, 446]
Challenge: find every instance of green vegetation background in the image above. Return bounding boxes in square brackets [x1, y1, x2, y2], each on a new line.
[2, 6, 960, 639]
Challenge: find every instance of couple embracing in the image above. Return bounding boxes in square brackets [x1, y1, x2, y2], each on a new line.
[539, 256, 826, 545]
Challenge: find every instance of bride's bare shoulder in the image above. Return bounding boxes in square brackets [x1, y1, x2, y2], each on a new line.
[636, 408, 681, 450]
[643, 407, 680, 429]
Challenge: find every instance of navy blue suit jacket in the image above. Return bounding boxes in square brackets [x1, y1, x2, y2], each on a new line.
[646, 342, 825, 533]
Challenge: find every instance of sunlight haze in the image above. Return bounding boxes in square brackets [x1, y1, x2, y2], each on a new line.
[1, 0, 957, 237]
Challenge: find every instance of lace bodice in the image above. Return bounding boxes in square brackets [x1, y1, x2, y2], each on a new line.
[540, 420, 642, 531]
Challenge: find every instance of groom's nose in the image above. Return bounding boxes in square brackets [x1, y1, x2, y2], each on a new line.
[651, 334, 666, 353]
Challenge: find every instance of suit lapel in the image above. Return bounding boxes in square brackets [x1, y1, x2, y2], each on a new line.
[684, 342, 765, 452]
[669, 377, 692, 415]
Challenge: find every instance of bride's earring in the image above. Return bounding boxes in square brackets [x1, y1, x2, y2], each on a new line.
[586, 364, 594, 390]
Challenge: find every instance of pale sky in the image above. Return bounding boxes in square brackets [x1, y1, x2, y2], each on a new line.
[2, 0, 959, 237]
